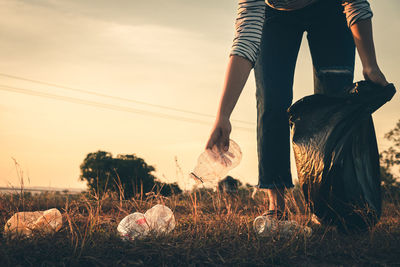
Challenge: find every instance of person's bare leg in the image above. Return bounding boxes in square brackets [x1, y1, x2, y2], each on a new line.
[266, 188, 285, 214]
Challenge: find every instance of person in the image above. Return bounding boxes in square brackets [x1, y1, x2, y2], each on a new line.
[206, 0, 388, 221]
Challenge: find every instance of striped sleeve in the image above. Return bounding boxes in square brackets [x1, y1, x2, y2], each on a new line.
[342, 0, 373, 27]
[230, 0, 266, 66]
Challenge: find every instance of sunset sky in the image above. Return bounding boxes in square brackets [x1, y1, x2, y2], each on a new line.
[0, 0, 399, 190]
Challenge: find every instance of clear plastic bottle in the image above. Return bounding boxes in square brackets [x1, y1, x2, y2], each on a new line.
[253, 216, 312, 238]
[117, 212, 149, 241]
[253, 216, 279, 235]
[144, 204, 175, 234]
[4, 208, 63, 238]
[117, 204, 175, 241]
[190, 139, 242, 188]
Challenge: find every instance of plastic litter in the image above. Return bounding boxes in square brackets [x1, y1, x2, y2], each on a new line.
[117, 212, 149, 241]
[288, 81, 396, 232]
[4, 208, 63, 238]
[144, 204, 176, 233]
[253, 216, 312, 238]
[117, 204, 175, 241]
[190, 139, 242, 188]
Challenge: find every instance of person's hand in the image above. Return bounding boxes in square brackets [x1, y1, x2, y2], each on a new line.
[363, 66, 389, 87]
[206, 115, 231, 153]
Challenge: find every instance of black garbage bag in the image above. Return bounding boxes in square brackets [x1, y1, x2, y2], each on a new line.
[288, 81, 396, 232]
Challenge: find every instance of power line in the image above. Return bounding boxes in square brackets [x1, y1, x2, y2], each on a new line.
[0, 73, 255, 126]
[0, 84, 254, 132]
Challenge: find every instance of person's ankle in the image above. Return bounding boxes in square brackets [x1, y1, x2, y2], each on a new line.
[268, 203, 285, 214]
[264, 209, 287, 220]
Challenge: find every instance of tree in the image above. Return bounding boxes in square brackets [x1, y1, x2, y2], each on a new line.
[380, 119, 400, 193]
[154, 181, 182, 196]
[218, 175, 242, 193]
[79, 151, 180, 198]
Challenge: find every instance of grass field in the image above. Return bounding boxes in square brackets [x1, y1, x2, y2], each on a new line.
[1, 187, 399, 266]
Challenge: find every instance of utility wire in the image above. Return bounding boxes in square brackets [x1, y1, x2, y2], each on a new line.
[0, 84, 254, 132]
[0, 73, 255, 126]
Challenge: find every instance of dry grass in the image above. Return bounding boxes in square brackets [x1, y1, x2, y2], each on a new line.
[0, 186, 399, 266]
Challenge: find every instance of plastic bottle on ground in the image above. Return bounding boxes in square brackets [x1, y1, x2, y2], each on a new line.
[117, 212, 149, 241]
[253, 216, 312, 238]
[4, 208, 63, 238]
[144, 204, 175, 234]
[190, 139, 242, 188]
[117, 204, 175, 241]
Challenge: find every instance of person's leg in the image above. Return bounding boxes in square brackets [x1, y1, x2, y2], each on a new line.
[306, 0, 356, 95]
[266, 187, 285, 214]
[254, 6, 304, 215]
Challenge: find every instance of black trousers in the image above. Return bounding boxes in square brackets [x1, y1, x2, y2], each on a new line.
[254, 0, 355, 189]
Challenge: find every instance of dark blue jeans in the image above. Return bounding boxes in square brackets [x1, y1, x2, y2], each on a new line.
[254, 0, 355, 189]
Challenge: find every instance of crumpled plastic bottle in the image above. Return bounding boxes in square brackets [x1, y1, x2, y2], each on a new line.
[117, 212, 149, 241]
[117, 204, 175, 241]
[253, 216, 312, 238]
[4, 208, 63, 238]
[144, 204, 175, 234]
[190, 139, 242, 188]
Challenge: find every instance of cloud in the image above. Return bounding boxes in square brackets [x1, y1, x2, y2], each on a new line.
[15, 0, 236, 41]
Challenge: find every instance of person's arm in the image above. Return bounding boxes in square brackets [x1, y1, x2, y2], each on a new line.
[343, 0, 388, 86]
[206, 0, 265, 152]
[206, 55, 252, 151]
[350, 18, 388, 86]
